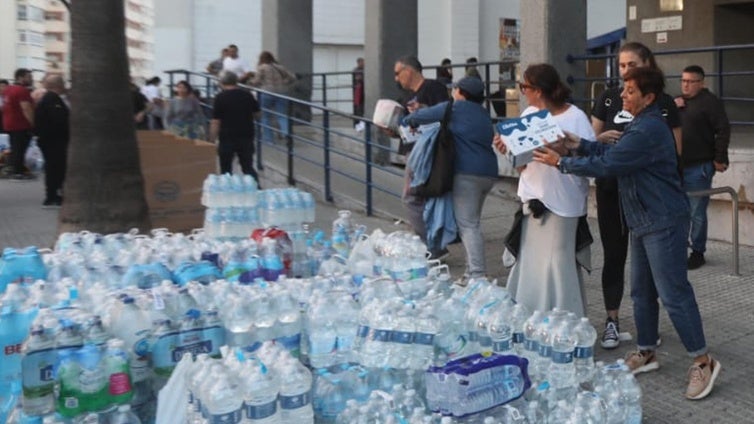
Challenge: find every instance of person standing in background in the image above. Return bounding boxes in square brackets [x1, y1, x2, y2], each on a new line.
[209, 71, 261, 183]
[392, 55, 450, 258]
[207, 47, 229, 76]
[141, 77, 164, 130]
[0, 79, 9, 133]
[590, 42, 681, 349]
[34, 75, 69, 207]
[249, 51, 297, 143]
[164, 80, 207, 140]
[436, 58, 453, 87]
[222, 44, 254, 84]
[675, 65, 730, 270]
[2, 69, 35, 180]
[352, 57, 365, 131]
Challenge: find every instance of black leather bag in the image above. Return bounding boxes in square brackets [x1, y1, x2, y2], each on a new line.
[412, 100, 455, 198]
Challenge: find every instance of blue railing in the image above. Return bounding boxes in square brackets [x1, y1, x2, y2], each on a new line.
[566, 43, 754, 126]
[164, 69, 404, 216]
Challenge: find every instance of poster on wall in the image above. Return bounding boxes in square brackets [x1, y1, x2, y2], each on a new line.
[499, 18, 520, 61]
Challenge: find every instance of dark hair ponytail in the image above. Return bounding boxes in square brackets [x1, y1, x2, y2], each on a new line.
[523, 63, 571, 107]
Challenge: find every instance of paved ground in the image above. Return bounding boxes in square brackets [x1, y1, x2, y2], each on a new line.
[2, 135, 753, 422]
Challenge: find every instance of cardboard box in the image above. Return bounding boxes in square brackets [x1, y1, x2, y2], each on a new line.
[496, 109, 565, 167]
[137, 131, 216, 232]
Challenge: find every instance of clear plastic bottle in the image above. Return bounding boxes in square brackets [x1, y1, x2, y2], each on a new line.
[76, 344, 108, 413]
[548, 316, 577, 391]
[106, 297, 152, 383]
[21, 326, 56, 416]
[203, 308, 226, 359]
[103, 338, 134, 406]
[110, 404, 142, 424]
[619, 373, 642, 424]
[573, 317, 598, 384]
[278, 359, 314, 423]
[202, 364, 243, 424]
[487, 303, 513, 355]
[240, 359, 280, 424]
[150, 319, 175, 391]
[521, 310, 543, 379]
[509, 303, 530, 356]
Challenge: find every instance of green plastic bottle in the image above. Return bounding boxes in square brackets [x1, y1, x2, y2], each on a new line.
[56, 349, 82, 418]
[104, 338, 134, 405]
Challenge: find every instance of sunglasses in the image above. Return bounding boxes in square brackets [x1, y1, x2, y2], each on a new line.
[518, 82, 537, 92]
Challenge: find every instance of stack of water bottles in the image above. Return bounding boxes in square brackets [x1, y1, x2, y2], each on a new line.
[202, 173, 260, 239]
[257, 188, 316, 231]
[184, 343, 315, 424]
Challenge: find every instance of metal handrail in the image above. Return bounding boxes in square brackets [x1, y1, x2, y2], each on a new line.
[687, 187, 739, 276]
[163, 69, 404, 216]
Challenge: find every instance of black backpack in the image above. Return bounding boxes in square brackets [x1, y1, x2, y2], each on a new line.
[412, 100, 455, 198]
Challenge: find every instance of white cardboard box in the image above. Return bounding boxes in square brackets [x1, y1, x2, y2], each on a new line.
[496, 109, 565, 167]
[372, 99, 405, 132]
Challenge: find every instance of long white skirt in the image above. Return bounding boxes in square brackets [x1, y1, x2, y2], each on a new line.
[506, 211, 588, 317]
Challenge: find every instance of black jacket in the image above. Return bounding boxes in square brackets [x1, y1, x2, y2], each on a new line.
[34, 91, 69, 144]
[679, 88, 730, 166]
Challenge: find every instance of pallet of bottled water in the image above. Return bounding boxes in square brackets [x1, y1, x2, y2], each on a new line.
[425, 353, 531, 417]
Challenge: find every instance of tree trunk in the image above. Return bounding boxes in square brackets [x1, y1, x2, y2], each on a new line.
[59, 0, 151, 234]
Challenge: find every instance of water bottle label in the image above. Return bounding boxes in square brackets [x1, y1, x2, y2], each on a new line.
[356, 325, 370, 339]
[574, 346, 594, 359]
[551, 351, 574, 364]
[209, 408, 243, 424]
[513, 333, 524, 344]
[411, 267, 429, 279]
[151, 289, 165, 310]
[21, 349, 56, 396]
[108, 372, 132, 396]
[79, 368, 106, 394]
[244, 341, 264, 353]
[537, 344, 552, 358]
[279, 390, 312, 409]
[275, 333, 302, 357]
[368, 329, 391, 342]
[172, 339, 213, 362]
[204, 325, 226, 358]
[478, 335, 492, 347]
[152, 332, 177, 375]
[389, 269, 413, 282]
[244, 400, 277, 420]
[493, 339, 512, 352]
[336, 334, 355, 352]
[468, 331, 479, 343]
[63, 396, 79, 409]
[391, 330, 414, 345]
[414, 332, 435, 346]
[524, 338, 538, 352]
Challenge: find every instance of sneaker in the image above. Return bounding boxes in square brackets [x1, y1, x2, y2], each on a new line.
[601, 318, 620, 349]
[686, 355, 721, 400]
[625, 350, 660, 375]
[42, 198, 62, 209]
[429, 248, 450, 261]
[688, 251, 705, 270]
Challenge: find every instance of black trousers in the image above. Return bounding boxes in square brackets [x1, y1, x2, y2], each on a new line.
[596, 177, 629, 312]
[38, 139, 68, 200]
[218, 137, 259, 184]
[8, 130, 32, 175]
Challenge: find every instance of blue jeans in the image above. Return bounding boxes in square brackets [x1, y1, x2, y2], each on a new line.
[683, 162, 715, 253]
[630, 221, 707, 357]
[259, 93, 289, 142]
[452, 174, 496, 277]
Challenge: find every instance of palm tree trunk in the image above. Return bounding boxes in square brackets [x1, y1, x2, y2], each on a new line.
[59, 0, 151, 234]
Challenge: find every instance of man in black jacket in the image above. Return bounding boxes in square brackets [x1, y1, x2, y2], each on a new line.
[34, 75, 69, 207]
[675, 65, 730, 269]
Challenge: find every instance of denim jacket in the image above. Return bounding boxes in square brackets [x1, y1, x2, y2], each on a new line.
[559, 104, 690, 236]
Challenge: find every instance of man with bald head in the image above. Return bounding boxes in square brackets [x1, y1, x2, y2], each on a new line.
[34, 74, 69, 207]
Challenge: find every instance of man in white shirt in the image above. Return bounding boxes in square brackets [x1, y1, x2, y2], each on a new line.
[222, 44, 253, 83]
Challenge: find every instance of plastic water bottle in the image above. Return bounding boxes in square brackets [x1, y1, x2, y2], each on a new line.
[509, 304, 529, 356]
[103, 339, 134, 406]
[331, 210, 354, 249]
[411, 310, 439, 370]
[278, 359, 314, 423]
[204, 308, 226, 359]
[110, 404, 142, 424]
[487, 304, 513, 355]
[56, 350, 82, 418]
[107, 297, 152, 383]
[619, 373, 642, 424]
[334, 294, 359, 365]
[571, 317, 597, 385]
[77, 344, 108, 413]
[21, 326, 55, 416]
[548, 316, 577, 392]
[307, 302, 337, 369]
[150, 319, 175, 390]
[202, 364, 243, 424]
[521, 310, 543, 377]
[240, 358, 280, 424]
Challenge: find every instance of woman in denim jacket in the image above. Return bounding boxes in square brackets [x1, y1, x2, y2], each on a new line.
[533, 66, 720, 401]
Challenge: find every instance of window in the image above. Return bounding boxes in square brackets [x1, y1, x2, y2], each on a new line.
[17, 5, 27, 20]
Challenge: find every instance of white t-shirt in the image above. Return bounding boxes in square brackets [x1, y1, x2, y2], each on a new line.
[222, 56, 250, 76]
[517, 104, 596, 217]
[140, 85, 161, 102]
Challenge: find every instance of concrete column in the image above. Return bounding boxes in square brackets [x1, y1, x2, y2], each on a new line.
[364, 0, 418, 164]
[261, 0, 313, 76]
[520, 0, 586, 106]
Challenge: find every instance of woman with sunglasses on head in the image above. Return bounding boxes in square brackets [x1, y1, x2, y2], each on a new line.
[532, 66, 720, 401]
[493, 63, 595, 317]
[591, 42, 682, 350]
